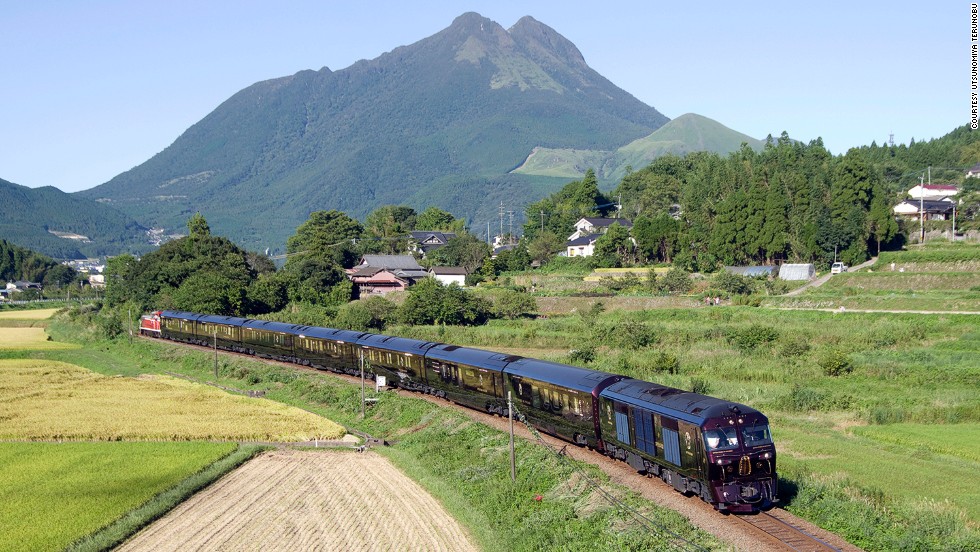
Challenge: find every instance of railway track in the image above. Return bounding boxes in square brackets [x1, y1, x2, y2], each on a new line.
[736, 510, 845, 552]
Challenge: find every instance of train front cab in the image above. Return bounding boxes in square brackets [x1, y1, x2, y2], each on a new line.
[701, 410, 777, 513]
[139, 311, 162, 337]
[502, 358, 622, 448]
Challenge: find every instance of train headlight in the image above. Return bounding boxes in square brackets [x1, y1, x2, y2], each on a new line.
[717, 459, 723, 465]
[763, 452, 771, 459]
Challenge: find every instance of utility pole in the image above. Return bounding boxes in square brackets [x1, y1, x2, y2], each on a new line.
[508, 391, 516, 482]
[213, 329, 218, 380]
[360, 349, 367, 419]
[919, 174, 925, 243]
[508, 210, 514, 244]
[539, 210, 545, 233]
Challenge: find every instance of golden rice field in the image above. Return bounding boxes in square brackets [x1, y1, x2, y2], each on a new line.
[0, 359, 345, 442]
[0, 327, 79, 350]
[0, 307, 60, 320]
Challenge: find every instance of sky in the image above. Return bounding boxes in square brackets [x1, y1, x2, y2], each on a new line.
[0, 1, 964, 193]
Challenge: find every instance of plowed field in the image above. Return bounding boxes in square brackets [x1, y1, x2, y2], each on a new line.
[118, 449, 478, 552]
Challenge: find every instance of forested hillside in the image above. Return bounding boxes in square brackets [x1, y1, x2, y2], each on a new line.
[78, 13, 668, 252]
[523, 125, 980, 270]
[0, 178, 150, 259]
[0, 239, 75, 287]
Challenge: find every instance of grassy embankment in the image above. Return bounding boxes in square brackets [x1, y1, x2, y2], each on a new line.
[397, 243, 980, 551]
[0, 309, 341, 551]
[33, 311, 722, 552]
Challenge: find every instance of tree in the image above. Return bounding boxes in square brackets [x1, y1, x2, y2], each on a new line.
[397, 277, 491, 326]
[592, 223, 635, 268]
[187, 212, 211, 237]
[491, 289, 537, 319]
[868, 182, 899, 254]
[427, 233, 491, 273]
[632, 214, 678, 263]
[286, 210, 364, 263]
[363, 205, 416, 254]
[527, 230, 563, 263]
[415, 206, 464, 233]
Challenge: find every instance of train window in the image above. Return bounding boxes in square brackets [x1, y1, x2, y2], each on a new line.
[742, 424, 772, 446]
[613, 403, 630, 444]
[704, 427, 739, 451]
[634, 409, 656, 456]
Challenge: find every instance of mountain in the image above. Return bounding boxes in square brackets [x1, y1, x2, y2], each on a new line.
[0, 178, 151, 259]
[512, 113, 766, 181]
[77, 13, 669, 252]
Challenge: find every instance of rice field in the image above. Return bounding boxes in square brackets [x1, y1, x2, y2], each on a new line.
[0, 327, 80, 350]
[0, 359, 345, 442]
[0, 307, 60, 320]
[0, 441, 237, 552]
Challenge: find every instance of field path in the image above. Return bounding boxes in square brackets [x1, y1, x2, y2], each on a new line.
[783, 257, 877, 296]
[118, 449, 478, 552]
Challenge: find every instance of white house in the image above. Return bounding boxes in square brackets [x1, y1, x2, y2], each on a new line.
[566, 234, 601, 257]
[429, 266, 467, 286]
[906, 183, 958, 200]
[567, 217, 633, 241]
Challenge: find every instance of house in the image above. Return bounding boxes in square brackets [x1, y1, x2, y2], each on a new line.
[568, 218, 633, 241]
[564, 218, 632, 258]
[408, 231, 456, 257]
[429, 266, 467, 286]
[892, 199, 955, 221]
[566, 234, 602, 258]
[778, 264, 815, 281]
[966, 162, 980, 178]
[6, 281, 42, 292]
[906, 183, 958, 200]
[346, 255, 429, 295]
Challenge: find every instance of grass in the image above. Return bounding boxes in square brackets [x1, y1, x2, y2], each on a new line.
[39, 316, 722, 552]
[0, 358, 345, 441]
[0, 441, 237, 552]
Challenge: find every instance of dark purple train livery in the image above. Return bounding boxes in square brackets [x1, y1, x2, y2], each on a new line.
[142, 310, 777, 513]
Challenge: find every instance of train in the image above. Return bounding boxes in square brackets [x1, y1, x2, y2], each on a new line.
[139, 309, 777, 513]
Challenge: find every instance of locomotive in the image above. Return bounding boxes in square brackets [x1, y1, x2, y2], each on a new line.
[140, 309, 777, 513]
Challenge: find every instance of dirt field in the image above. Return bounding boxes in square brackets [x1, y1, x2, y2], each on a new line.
[118, 449, 478, 552]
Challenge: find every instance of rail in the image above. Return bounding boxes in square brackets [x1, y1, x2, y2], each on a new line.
[736, 510, 843, 552]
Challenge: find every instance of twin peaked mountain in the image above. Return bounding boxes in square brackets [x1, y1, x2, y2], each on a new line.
[78, 12, 761, 253]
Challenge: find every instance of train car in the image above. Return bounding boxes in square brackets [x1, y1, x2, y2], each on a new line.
[502, 358, 622, 447]
[138, 311, 162, 337]
[598, 378, 776, 513]
[422, 344, 518, 412]
[295, 326, 368, 376]
[239, 319, 304, 361]
[196, 314, 250, 352]
[159, 310, 208, 344]
[356, 333, 438, 390]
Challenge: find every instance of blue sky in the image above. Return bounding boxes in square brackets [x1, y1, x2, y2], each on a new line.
[0, 1, 964, 193]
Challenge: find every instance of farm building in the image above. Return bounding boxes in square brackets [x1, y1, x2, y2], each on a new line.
[778, 264, 815, 281]
[429, 266, 467, 286]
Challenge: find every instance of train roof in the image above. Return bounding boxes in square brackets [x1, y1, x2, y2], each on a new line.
[425, 344, 519, 372]
[196, 314, 250, 327]
[357, 333, 439, 355]
[299, 326, 368, 343]
[600, 378, 765, 426]
[240, 318, 309, 335]
[504, 358, 621, 393]
[160, 310, 207, 321]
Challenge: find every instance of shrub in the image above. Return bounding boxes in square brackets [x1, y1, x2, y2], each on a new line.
[727, 324, 779, 352]
[568, 346, 596, 365]
[650, 350, 680, 374]
[713, 271, 755, 295]
[820, 349, 853, 376]
[779, 337, 811, 358]
[690, 377, 711, 395]
[491, 289, 537, 320]
[659, 268, 693, 294]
